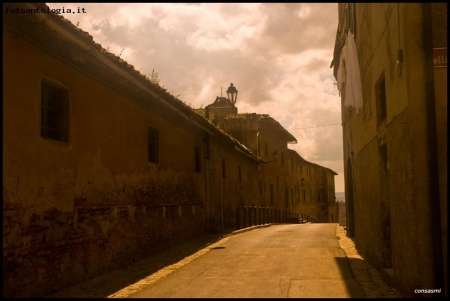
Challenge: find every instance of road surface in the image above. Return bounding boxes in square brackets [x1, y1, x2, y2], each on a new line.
[128, 223, 364, 298]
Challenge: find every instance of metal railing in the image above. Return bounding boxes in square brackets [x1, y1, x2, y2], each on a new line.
[236, 206, 302, 230]
[235, 206, 323, 230]
[301, 214, 321, 223]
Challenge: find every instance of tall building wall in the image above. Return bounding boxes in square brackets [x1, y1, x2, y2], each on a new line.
[336, 3, 446, 297]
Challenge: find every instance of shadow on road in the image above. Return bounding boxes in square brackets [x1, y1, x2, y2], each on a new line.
[333, 256, 367, 298]
[44, 232, 229, 298]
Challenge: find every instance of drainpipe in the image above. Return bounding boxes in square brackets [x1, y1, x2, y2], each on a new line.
[422, 3, 444, 295]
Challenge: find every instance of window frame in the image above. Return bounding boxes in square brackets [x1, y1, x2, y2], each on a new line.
[270, 183, 274, 206]
[148, 126, 160, 164]
[40, 80, 70, 143]
[194, 145, 202, 172]
[375, 72, 387, 127]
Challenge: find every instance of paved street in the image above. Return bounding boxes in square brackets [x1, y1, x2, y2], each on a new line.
[127, 223, 364, 298]
[46, 223, 400, 298]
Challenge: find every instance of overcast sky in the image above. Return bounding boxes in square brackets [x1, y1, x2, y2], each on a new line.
[49, 3, 344, 192]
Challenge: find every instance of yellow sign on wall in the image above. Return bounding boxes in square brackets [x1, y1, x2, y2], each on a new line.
[433, 48, 447, 68]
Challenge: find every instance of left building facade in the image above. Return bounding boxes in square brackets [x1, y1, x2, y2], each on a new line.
[3, 3, 263, 297]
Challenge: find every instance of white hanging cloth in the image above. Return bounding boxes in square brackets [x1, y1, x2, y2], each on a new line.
[338, 31, 363, 113]
[337, 43, 346, 93]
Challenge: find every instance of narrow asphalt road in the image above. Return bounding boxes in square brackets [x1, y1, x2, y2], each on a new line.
[46, 223, 400, 298]
[127, 223, 364, 298]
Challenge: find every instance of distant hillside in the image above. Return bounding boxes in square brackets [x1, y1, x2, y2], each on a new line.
[335, 192, 345, 202]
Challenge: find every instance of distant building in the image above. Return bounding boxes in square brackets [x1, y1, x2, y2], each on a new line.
[335, 192, 345, 203]
[332, 3, 447, 297]
[201, 91, 338, 223]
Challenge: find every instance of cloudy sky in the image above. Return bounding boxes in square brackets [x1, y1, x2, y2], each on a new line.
[49, 3, 344, 192]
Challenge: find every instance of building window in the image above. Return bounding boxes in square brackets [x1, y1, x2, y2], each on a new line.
[148, 126, 159, 163]
[270, 183, 274, 206]
[41, 81, 69, 142]
[291, 188, 294, 206]
[285, 188, 289, 208]
[195, 145, 201, 172]
[375, 72, 387, 126]
[238, 166, 242, 182]
[221, 158, 226, 179]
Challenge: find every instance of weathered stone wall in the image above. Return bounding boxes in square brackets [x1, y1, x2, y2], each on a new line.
[3, 185, 205, 298]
